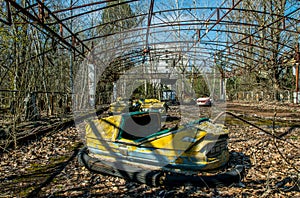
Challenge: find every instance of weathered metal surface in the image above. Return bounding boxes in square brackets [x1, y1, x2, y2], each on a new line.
[85, 112, 229, 172]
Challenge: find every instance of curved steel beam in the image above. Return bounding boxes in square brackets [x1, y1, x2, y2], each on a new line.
[6, 0, 86, 57]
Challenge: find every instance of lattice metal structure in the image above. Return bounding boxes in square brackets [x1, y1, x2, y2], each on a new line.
[1, 0, 300, 104]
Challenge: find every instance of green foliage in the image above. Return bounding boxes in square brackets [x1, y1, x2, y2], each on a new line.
[100, 0, 137, 35]
[193, 75, 210, 97]
[225, 0, 295, 99]
[226, 77, 239, 100]
[132, 82, 158, 99]
[278, 66, 295, 90]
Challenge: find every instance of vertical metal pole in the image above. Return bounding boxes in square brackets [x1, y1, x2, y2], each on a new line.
[296, 64, 299, 93]
[6, 1, 12, 25]
[69, 0, 74, 109]
[296, 43, 299, 103]
[220, 75, 224, 101]
[145, 80, 147, 97]
[296, 64, 299, 103]
[38, 0, 45, 22]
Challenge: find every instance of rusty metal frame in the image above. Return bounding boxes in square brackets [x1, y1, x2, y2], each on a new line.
[36, 0, 90, 53]
[68, 10, 298, 51]
[49, 0, 140, 25]
[145, 0, 155, 50]
[215, 7, 300, 61]
[69, 5, 298, 73]
[79, 25, 291, 71]
[86, 37, 265, 77]
[0, 0, 299, 76]
[5, 0, 88, 58]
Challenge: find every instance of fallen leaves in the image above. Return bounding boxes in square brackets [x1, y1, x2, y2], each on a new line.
[0, 103, 299, 197]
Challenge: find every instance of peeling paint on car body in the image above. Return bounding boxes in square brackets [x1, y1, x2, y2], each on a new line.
[85, 111, 229, 173]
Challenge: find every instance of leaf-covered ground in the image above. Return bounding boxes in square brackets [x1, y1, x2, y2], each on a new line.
[0, 102, 299, 197]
